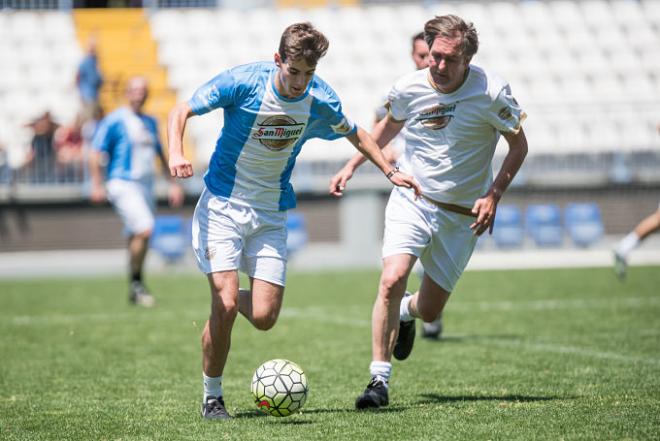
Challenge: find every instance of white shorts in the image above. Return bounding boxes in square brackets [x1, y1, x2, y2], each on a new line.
[106, 179, 155, 235]
[191, 188, 288, 286]
[382, 187, 478, 293]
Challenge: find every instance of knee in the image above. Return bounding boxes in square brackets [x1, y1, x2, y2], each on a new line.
[211, 298, 239, 320]
[252, 312, 278, 331]
[380, 267, 409, 294]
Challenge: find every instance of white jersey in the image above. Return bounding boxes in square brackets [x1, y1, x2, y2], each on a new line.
[388, 65, 525, 207]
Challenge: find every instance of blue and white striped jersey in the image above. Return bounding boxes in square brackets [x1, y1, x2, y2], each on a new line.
[189, 61, 356, 211]
[92, 107, 162, 184]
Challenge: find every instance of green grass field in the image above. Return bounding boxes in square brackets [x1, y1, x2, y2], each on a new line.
[1, 266, 659, 440]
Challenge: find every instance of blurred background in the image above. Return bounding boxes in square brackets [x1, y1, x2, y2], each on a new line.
[0, 0, 658, 277]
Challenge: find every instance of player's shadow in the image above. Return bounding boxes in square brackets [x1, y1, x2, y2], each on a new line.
[304, 406, 406, 415]
[232, 406, 407, 419]
[418, 393, 571, 404]
[428, 334, 521, 343]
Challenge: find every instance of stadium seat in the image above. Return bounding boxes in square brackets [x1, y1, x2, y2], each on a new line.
[150, 215, 188, 263]
[492, 204, 524, 248]
[286, 212, 308, 255]
[564, 202, 604, 248]
[525, 204, 563, 247]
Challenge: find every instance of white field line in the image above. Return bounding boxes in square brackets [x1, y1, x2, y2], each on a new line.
[4, 302, 659, 367]
[449, 296, 660, 312]
[4, 296, 659, 327]
[485, 340, 660, 367]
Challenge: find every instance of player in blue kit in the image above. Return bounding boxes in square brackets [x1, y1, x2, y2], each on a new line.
[167, 22, 421, 419]
[90, 76, 184, 307]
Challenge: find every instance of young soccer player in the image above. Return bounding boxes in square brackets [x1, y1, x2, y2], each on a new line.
[167, 22, 420, 419]
[330, 15, 529, 409]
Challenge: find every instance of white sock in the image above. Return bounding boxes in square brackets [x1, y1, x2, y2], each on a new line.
[616, 232, 640, 257]
[203, 373, 223, 401]
[369, 361, 391, 387]
[400, 292, 415, 322]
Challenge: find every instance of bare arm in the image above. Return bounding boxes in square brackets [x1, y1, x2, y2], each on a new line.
[88, 150, 106, 203]
[470, 128, 528, 235]
[329, 124, 420, 197]
[329, 115, 406, 195]
[167, 102, 195, 179]
[156, 148, 185, 208]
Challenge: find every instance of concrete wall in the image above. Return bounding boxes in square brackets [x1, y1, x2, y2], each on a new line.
[0, 186, 658, 252]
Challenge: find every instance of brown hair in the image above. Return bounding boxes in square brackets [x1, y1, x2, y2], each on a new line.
[278, 22, 329, 65]
[412, 31, 425, 47]
[424, 15, 479, 58]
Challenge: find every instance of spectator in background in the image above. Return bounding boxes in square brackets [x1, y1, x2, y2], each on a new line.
[89, 76, 184, 307]
[24, 111, 59, 183]
[613, 205, 660, 280]
[77, 38, 103, 121]
[0, 140, 9, 184]
[54, 114, 86, 182]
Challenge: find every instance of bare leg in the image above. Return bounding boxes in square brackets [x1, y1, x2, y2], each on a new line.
[634, 208, 660, 241]
[238, 277, 285, 331]
[372, 254, 417, 362]
[202, 273, 285, 377]
[128, 230, 151, 276]
[409, 273, 450, 323]
[202, 271, 240, 377]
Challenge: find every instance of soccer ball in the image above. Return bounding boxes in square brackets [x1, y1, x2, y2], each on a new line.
[251, 359, 308, 417]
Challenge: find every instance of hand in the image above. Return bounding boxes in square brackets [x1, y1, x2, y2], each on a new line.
[168, 182, 185, 208]
[328, 165, 355, 197]
[389, 171, 421, 198]
[470, 191, 499, 236]
[90, 184, 106, 204]
[169, 155, 193, 178]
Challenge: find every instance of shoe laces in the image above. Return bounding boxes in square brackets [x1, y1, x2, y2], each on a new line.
[367, 376, 387, 390]
[205, 396, 229, 415]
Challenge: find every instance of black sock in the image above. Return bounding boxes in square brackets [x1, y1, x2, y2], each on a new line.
[131, 272, 142, 283]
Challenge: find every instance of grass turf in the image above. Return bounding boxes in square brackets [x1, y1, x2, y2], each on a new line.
[0, 266, 659, 440]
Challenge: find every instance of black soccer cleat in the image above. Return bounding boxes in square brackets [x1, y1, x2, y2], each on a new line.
[201, 396, 231, 420]
[355, 377, 389, 409]
[129, 281, 155, 307]
[393, 319, 416, 360]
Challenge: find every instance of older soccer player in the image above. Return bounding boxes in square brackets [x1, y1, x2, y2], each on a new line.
[330, 15, 528, 409]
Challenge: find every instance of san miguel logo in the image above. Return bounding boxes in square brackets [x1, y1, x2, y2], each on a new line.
[415, 103, 456, 130]
[252, 115, 305, 151]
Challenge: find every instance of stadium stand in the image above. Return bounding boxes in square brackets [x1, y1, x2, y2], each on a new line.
[0, 1, 658, 254]
[564, 202, 604, 248]
[146, 1, 660, 181]
[526, 203, 564, 247]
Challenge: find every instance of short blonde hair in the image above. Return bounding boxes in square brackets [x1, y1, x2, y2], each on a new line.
[424, 15, 479, 58]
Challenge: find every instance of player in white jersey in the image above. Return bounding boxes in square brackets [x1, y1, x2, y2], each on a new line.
[166, 23, 420, 419]
[330, 15, 529, 409]
[90, 76, 184, 307]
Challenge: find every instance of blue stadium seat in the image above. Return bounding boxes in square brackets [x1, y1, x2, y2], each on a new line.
[492, 204, 524, 248]
[150, 215, 188, 263]
[564, 202, 604, 248]
[286, 212, 308, 255]
[525, 204, 563, 247]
